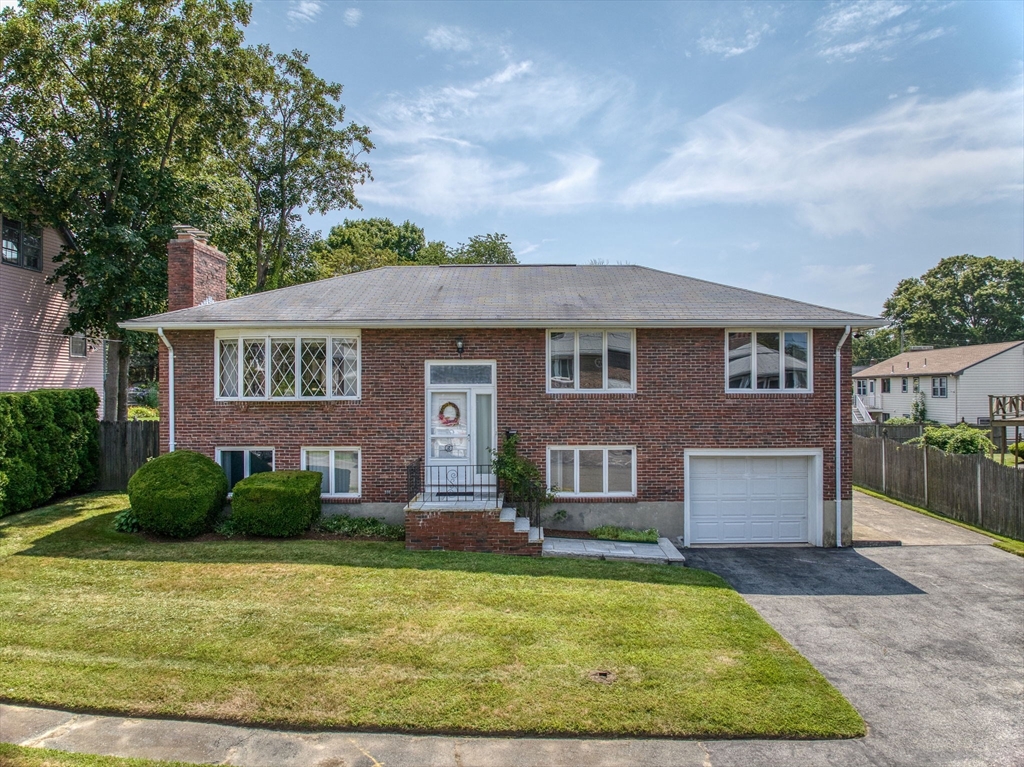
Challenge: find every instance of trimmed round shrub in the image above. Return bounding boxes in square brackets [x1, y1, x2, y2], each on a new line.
[230, 470, 321, 538]
[128, 450, 228, 538]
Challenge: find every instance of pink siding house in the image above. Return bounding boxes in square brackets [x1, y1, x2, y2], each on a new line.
[0, 215, 106, 410]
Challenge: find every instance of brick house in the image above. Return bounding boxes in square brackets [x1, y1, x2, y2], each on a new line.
[123, 230, 881, 550]
[0, 215, 106, 409]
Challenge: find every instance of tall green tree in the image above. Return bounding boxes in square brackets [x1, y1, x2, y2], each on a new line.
[225, 48, 372, 292]
[0, 0, 259, 419]
[883, 255, 1024, 348]
[316, 219, 518, 275]
[852, 327, 904, 366]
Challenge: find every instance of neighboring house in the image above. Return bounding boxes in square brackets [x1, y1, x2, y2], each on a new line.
[122, 230, 882, 549]
[0, 214, 105, 410]
[852, 342, 1024, 427]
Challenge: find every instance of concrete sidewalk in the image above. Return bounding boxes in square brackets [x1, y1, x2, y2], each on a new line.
[853, 489, 995, 546]
[1, 704, 713, 767]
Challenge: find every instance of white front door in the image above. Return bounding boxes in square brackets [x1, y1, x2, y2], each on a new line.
[425, 361, 496, 496]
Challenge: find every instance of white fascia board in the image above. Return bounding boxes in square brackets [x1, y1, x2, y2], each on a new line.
[121, 317, 885, 332]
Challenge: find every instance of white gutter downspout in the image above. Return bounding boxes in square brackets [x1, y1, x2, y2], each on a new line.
[835, 325, 851, 547]
[157, 328, 175, 452]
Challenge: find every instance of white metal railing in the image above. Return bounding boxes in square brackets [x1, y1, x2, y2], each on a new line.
[853, 395, 874, 424]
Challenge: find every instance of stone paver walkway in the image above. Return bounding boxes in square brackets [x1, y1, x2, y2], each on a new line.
[542, 536, 685, 564]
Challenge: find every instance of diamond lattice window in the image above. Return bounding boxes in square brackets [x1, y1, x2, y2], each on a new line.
[219, 340, 239, 397]
[301, 339, 327, 397]
[242, 339, 266, 397]
[332, 338, 358, 397]
[270, 339, 296, 397]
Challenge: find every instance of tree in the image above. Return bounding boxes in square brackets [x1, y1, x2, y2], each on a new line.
[226, 48, 372, 292]
[852, 327, 904, 366]
[883, 256, 1024, 348]
[0, 0, 259, 419]
[316, 220, 518, 274]
[449, 233, 516, 264]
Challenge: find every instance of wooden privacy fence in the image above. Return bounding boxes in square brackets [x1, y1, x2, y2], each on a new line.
[98, 421, 160, 490]
[853, 423, 924, 442]
[853, 435, 1023, 541]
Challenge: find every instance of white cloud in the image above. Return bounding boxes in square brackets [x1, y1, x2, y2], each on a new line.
[622, 84, 1024, 236]
[287, 0, 323, 24]
[697, 7, 775, 59]
[906, 85, 919, 94]
[814, 0, 949, 61]
[424, 25, 473, 53]
[363, 151, 601, 217]
[374, 60, 617, 145]
[343, 8, 362, 27]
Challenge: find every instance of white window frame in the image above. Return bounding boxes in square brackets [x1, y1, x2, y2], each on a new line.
[856, 380, 868, 396]
[724, 329, 813, 394]
[901, 377, 908, 393]
[301, 447, 362, 498]
[545, 329, 636, 394]
[931, 376, 948, 398]
[214, 329, 361, 401]
[546, 445, 637, 498]
[215, 447, 275, 494]
[69, 334, 87, 358]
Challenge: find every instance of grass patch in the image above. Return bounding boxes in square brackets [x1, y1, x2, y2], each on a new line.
[588, 525, 660, 543]
[0, 743, 196, 767]
[0, 493, 864, 738]
[854, 485, 1024, 557]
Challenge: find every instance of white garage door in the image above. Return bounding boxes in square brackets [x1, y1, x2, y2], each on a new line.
[689, 455, 811, 544]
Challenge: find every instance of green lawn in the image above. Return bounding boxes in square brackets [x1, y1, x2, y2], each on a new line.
[0, 744, 197, 767]
[0, 494, 864, 738]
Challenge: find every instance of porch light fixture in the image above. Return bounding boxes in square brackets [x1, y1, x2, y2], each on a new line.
[455, 337, 465, 357]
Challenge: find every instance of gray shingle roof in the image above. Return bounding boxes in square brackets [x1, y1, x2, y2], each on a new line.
[853, 341, 1024, 378]
[121, 265, 881, 330]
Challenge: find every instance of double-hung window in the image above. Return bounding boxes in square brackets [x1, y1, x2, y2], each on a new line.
[881, 379, 891, 394]
[302, 448, 360, 497]
[901, 377, 908, 393]
[931, 377, 947, 398]
[217, 447, 274, 492]
[1, 216, 42, 270]
[548, 446, 635, 497]
[69, 334, 87, 358]
[726, 331, 811, 392]
[217, 332, 360, 400]
[856, 380, 869, 396]
[547, 330, 634, 392]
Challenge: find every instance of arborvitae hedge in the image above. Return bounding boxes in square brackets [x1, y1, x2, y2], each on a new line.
[0, 388, 100, 516]
[231, 470, 321, 537]
[127, 450, 228, 538]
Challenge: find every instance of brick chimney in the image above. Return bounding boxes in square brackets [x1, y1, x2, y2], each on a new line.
[167, 225, 227, 312]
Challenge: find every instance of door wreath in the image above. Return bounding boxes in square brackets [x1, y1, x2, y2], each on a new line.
[438, 401, 461, 426]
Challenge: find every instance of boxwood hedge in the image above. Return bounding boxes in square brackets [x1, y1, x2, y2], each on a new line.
[0, 388, 100, 517]
[230, 470, 321, 537]
[128, 450, 228, 537]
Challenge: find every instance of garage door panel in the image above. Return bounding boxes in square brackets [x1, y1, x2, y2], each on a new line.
[688, 455, 812, 544]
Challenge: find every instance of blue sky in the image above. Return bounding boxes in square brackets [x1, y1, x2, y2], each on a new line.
[249, 1, 1022, 316]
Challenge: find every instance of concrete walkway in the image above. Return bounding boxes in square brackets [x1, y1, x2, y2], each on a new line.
[542, 535, 685, 564]
[853, 489, 995, 546]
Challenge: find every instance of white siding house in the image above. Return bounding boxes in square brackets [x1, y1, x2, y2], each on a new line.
[853, 341, 1024, 427]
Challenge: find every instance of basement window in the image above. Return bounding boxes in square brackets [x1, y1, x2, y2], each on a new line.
[216, 447, 274, 492]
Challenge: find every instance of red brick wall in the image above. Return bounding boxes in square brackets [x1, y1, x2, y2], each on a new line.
[405, 509, 542, 555]
[167, 238, 227, 312]
[157, 327, 853, 503]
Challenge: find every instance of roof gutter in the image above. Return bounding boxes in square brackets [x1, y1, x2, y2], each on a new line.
[835, 325, 851, 547]
[120, 318, 887, 332]
[157, 328, 175, 452]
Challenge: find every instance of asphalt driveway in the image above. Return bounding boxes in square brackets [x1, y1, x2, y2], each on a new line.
[685, 543, 1024, 767]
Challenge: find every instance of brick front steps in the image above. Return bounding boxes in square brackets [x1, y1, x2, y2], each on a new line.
[404, 506, 543, 555]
